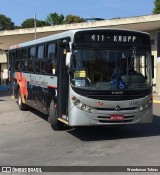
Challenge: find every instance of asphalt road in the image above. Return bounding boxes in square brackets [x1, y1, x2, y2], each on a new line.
[0, 93, 160, 173]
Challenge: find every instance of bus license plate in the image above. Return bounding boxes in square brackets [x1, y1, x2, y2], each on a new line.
[110, 115, 124, 121]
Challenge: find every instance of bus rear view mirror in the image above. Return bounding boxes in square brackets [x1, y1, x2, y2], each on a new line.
[151, 55, 154, 78]
[66, 52, 72, 68]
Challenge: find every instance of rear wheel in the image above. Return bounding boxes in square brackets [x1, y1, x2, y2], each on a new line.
[48, 100, 64, 130]
[17, 90, 27, 111]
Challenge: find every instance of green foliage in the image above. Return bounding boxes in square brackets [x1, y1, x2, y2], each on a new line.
[153, 0, 160, 14]
[46, 13, 64, 25]
[37, 20, 50, 27]
[46, 12, 84, 25]
[65, 14, 85, 24]
[21, 18, 49, 28]
[0, 12, 85, 30]
[0, 14, 15, 30]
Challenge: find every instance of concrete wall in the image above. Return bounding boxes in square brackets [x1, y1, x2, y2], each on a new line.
[0, 52, 7, 63]
[147, 30, 158, 87]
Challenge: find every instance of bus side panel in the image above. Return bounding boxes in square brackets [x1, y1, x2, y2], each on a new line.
[15, 72, 28, 103]
[15, 72, 58, 115]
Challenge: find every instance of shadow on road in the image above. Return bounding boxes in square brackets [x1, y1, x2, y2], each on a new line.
[28, 105, 160, 141]
[28, 108, 49, 122]
[12, 96, 160, 141]
[0, 99, 6, 101]
[67, 115, 160, 141]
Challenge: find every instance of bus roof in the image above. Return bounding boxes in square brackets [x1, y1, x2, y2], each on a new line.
[9, 28, 150, 50]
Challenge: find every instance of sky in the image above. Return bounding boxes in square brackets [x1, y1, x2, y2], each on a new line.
[0, 0, 155, 26]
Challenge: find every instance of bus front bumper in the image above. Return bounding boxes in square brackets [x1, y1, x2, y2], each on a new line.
[68, 106, 153, 126]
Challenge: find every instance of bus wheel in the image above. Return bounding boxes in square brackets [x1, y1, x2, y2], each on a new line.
[17, 90, 27, 111]
[49, 100, 63, 130]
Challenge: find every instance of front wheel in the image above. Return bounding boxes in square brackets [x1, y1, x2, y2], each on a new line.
[17, 90, 27, 111]
[48, 100, 64, 130]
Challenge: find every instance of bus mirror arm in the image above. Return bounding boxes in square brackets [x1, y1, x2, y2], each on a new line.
[66, 52, 72, 68]
[151, 55, 154, 78]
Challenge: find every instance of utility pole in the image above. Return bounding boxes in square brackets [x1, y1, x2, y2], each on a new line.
[34, 14, 37, 39]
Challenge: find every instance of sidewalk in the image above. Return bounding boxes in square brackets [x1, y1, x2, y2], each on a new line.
[153, 93, 160, 104]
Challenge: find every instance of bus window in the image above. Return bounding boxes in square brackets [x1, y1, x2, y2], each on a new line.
[21, 60, 28, 72]
[21, 48, 28, 72]
[22, 48, 28, 59]
[37, 45, 44, 59]
[15, 50, 21, 71]
[35, 45, 45, 73]
[35, 60, 40, 73]
[29, 46, 36, 59]
[41, 60, 45, 73]
[28, 46, 35, 72]
[47, 43, 56, 59]
[45, 43, 57, 74]
[28, 60, 34, 72]
[16, 49, 21, 60]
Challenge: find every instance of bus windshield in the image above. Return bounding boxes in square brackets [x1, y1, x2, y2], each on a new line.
[71, 49, 152, 90]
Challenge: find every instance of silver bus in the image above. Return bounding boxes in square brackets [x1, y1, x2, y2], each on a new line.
[9, 28, 153, 130]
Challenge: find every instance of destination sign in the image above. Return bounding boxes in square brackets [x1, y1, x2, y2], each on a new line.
[74, 30, 150, 45]
[90, 34, 137, 43]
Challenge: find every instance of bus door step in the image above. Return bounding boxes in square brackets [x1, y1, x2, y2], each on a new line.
[58, 118, 69, 125]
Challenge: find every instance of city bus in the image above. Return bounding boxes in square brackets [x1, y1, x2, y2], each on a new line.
[8, 28, 153, 130]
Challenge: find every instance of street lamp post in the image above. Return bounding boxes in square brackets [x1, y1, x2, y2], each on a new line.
[34, 14, 37, 40]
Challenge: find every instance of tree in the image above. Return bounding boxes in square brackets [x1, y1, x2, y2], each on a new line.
[46, 13, 64, 25]
[0, 14, 15, 30]
[21, 18, 49, 28]
[153, 0, 160, 14]
[65, 14, 85, 24]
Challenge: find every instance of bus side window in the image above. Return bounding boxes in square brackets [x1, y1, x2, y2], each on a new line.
[29, 46, 36, 59]
[35, 45, 44, 73]
[15, 50, 21, 71]
[21, 48, 28, 72]
[28, 61, 33, 72]
[28, 46, 35, 72]
[45, 43, 57, 75]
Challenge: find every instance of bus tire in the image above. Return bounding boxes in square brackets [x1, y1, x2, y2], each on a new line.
[17, 90, 27, 111]
[49, 100, 63, 130]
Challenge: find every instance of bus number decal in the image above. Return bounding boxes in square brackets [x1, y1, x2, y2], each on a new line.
[91, 35, 104, 42]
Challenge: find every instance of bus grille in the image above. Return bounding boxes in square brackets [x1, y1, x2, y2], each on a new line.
[95, 107, 137, 111]
[87, 94, 145, 101]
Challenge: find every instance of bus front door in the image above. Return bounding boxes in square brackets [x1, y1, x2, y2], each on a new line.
[57, 44, 69, 120]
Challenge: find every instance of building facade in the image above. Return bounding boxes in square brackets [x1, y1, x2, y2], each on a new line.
[0, 14, 160, 91]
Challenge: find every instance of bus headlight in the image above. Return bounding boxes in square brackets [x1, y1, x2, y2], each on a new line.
[139, 100, 152, 112]
[72, 97, 96, 113]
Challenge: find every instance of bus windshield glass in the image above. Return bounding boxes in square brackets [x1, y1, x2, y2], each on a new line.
[70, 49, 152, 90]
